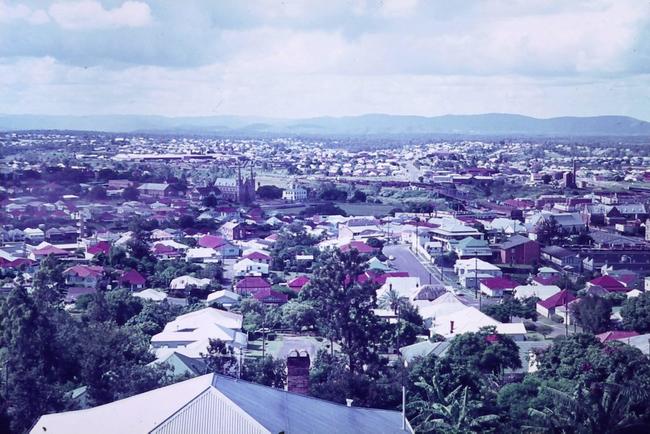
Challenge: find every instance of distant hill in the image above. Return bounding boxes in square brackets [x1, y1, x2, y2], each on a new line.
[1, 113, 649, 136]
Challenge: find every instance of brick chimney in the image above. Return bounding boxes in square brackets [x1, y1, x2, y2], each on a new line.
[286, 350, 310, 395]
[450, 320, 455, 334]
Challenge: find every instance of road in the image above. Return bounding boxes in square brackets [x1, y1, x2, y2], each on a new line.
[383, 244, 443, 286]
[383, 243, 493, 310]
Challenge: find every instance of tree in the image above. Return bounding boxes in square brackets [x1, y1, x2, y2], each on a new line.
[257, 185, 283, 200]
[121, 186, 140, 201]
[571, 295, 612, 334]
[621, 292, 650, 333]
[0, 286, 68, 432]
[300, 249, 381, 374]
[444, 327, 521, 376]
[242, 356, 286, 388]
[202, 193, 219, 208]
[201, 338, 238, 377]
[527, 382, 649, 434]
[31, 255, 67, 304]
[79, 322, 162, 406]
[409, 377, 499, 434]
[535, 216, 566, 246]
[89, 185, 107, 200]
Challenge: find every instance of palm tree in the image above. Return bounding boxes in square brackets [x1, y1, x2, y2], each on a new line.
[525, 382, 646, 434]
[379, 288, 406, 315]
[409, 376, 498, 434]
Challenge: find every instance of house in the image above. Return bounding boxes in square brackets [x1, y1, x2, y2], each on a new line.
[243, 251, 272, 264]
[339, 240, 377, 254]
[430, 305, 527, 340]
[287, 275, 310, 292]
[137, 183, 171, 198]
[220, 221, 245, 241]
[536, 289, 576, 318]
[198, 234, 240, 257]
[235, 276, 272, 295]
[514, 284, 561, 300]
[149, 351, 207, 378]
[233, 258, 269, 277]
[206, 289, 240, 307]
[540, 245, 581, 269]
[531, 267, 562, 286]
[596, 330, 639, 343]
[63, 265, 104, 288]
[479, 276, 517, 297]
[454, 258, 502, 288]
[587, 275, 627, 293]
[86, 241, 111, 259]
[133, 288, 168, 302]
[186, 247, 220, 263]
[170, 275, 211, 290]
[377, 276, 422, 301]
[450, 237, 492, 259]
[151, 307, 245, 351]
[496, 235, 540, 265]
[24, 227, 45, 243]
[282, 183, 308, 202]
[430, 221, 483, 249]
[118, 270, 146, 290]
[253, 288, 289, 305]
[30, 373, 411, 434]
[527, 211, 586, 240]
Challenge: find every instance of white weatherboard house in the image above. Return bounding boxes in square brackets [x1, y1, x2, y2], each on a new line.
[233, 258, 269, 277]
[151, 308, 247, 354]
[454, 258, 502, 288]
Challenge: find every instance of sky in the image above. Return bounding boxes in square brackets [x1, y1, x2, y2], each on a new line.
[0, 0, 649, 120]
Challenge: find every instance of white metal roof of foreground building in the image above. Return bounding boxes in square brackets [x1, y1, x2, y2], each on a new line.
[30, 374, 412, 434]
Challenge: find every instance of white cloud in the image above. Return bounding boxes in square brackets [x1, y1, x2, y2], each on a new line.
[379, 0, 419, 17]
[0, 1, 49, 24]
[48, 0, 152, 30]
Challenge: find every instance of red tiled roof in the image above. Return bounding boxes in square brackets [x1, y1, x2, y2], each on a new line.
[236, 276, 271, 289]
[252, 288, 288, 303]
[33, 246, 69, 256]
[533, 275, 561, 286]
[198, 234, 227, 248]
[339, 241, 376, 254]
[480, 276, 517, 290]
[244, 251, 271, 261]
[63, 265, 104, 278]
[87, 241, 111, 256]
[119, 270, 146, 285]
[589, 275, 626, 292]
[288, 275, 310, 290]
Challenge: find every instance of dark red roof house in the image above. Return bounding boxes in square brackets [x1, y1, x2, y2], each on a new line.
[287, 275, 310, 292]
[536, 289, 576, 317]
[244, 251, 272, 264]
[235, 276, 272, 296]
[479, 276, 517, 297]
[87, 241, 111, 256]
[588, 276, 627, 293]
[119, 270, 147, 290]
[253, 288, 288, 305]
[596, 330, 639, 343]
[339, 241, 377, 254]
[198, 234, 227, 249]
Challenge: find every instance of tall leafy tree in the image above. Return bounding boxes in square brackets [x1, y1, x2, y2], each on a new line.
[0, 286, 69, 432]
[571, 295, 612, 334]
[621, 292, 650, 333]
[300, 249, 381, 374]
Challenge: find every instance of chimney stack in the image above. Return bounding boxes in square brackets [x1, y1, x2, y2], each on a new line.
[286, 350, 310, 395]
[450, 320, 455, 334]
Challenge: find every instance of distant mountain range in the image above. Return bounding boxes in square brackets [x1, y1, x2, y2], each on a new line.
[1, 113, 649, 136]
